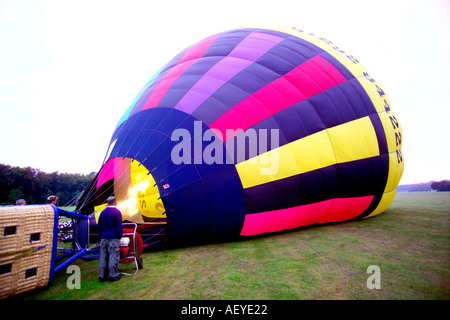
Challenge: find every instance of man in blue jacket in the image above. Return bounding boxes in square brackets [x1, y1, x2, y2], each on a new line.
[98, 196, 123, 282]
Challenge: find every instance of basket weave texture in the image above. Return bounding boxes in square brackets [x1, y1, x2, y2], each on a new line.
[0, 205, 55, 299]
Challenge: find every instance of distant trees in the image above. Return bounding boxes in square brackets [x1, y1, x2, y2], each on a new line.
[396, 182, 432, 192]
[431, 180, 450, 192]
[0, 163, 96, 206]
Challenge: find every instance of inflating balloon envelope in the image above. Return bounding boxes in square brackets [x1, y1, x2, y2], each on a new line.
[76, 26, 404, 248]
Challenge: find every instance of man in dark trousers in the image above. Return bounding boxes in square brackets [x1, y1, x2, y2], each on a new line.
[98, 196, 123, 282]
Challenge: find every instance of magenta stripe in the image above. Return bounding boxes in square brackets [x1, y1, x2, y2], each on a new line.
[174, 32, 284, 114]
[240, 196, 373, 236]
[141, 35, 219, 110]
[211, 56, 347, 141]
[97, 158, 115, 188]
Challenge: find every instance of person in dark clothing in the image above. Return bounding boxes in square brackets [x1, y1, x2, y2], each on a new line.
[47, 195, 58, 205]
[98, 196, 123, 282]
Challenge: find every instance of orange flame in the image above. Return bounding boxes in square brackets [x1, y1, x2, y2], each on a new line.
[117, 179, 150, 221]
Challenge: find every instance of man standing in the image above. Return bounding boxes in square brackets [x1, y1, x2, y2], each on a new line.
[98, 196, 123, 282]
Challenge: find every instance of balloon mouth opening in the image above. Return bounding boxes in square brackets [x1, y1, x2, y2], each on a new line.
[94, 158, 166, 223]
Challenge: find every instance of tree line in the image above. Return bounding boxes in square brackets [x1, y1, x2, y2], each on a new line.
[431, 180, 450, 192]
[397, 180, 450, 192]
[0, 163, 96, 206]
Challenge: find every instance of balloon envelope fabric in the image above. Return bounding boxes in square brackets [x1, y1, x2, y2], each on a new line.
[77, 27, 403, 243]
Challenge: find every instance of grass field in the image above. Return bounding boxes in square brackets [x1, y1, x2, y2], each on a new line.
[23, 192, 449, 300]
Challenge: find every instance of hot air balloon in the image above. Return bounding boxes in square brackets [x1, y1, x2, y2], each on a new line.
[76, 27, 403, 246]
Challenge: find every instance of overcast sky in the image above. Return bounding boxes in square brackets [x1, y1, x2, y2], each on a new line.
[0, 0, 449, 185]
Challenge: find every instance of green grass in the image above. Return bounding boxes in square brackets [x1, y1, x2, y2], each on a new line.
[23, 192, 450, 300]
[59, 206, 76, 211]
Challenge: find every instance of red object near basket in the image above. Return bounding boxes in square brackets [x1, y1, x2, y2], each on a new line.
[119, 228, 144, 264]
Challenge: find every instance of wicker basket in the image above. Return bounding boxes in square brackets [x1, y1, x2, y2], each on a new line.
[0, 205, 56, 299]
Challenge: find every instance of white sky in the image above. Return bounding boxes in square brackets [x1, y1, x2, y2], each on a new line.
[0, 0, 449, 185]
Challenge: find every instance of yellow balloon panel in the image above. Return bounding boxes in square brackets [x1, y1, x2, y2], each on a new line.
[365, 188, 396, 219]
[129, 160, 166, 219]
[236, 116, 380, 189]
[94, 203, 107, 223]
[139, 192, 166, 218]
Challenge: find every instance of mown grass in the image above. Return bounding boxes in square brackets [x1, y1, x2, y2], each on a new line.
[23, 192, 450, 300]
